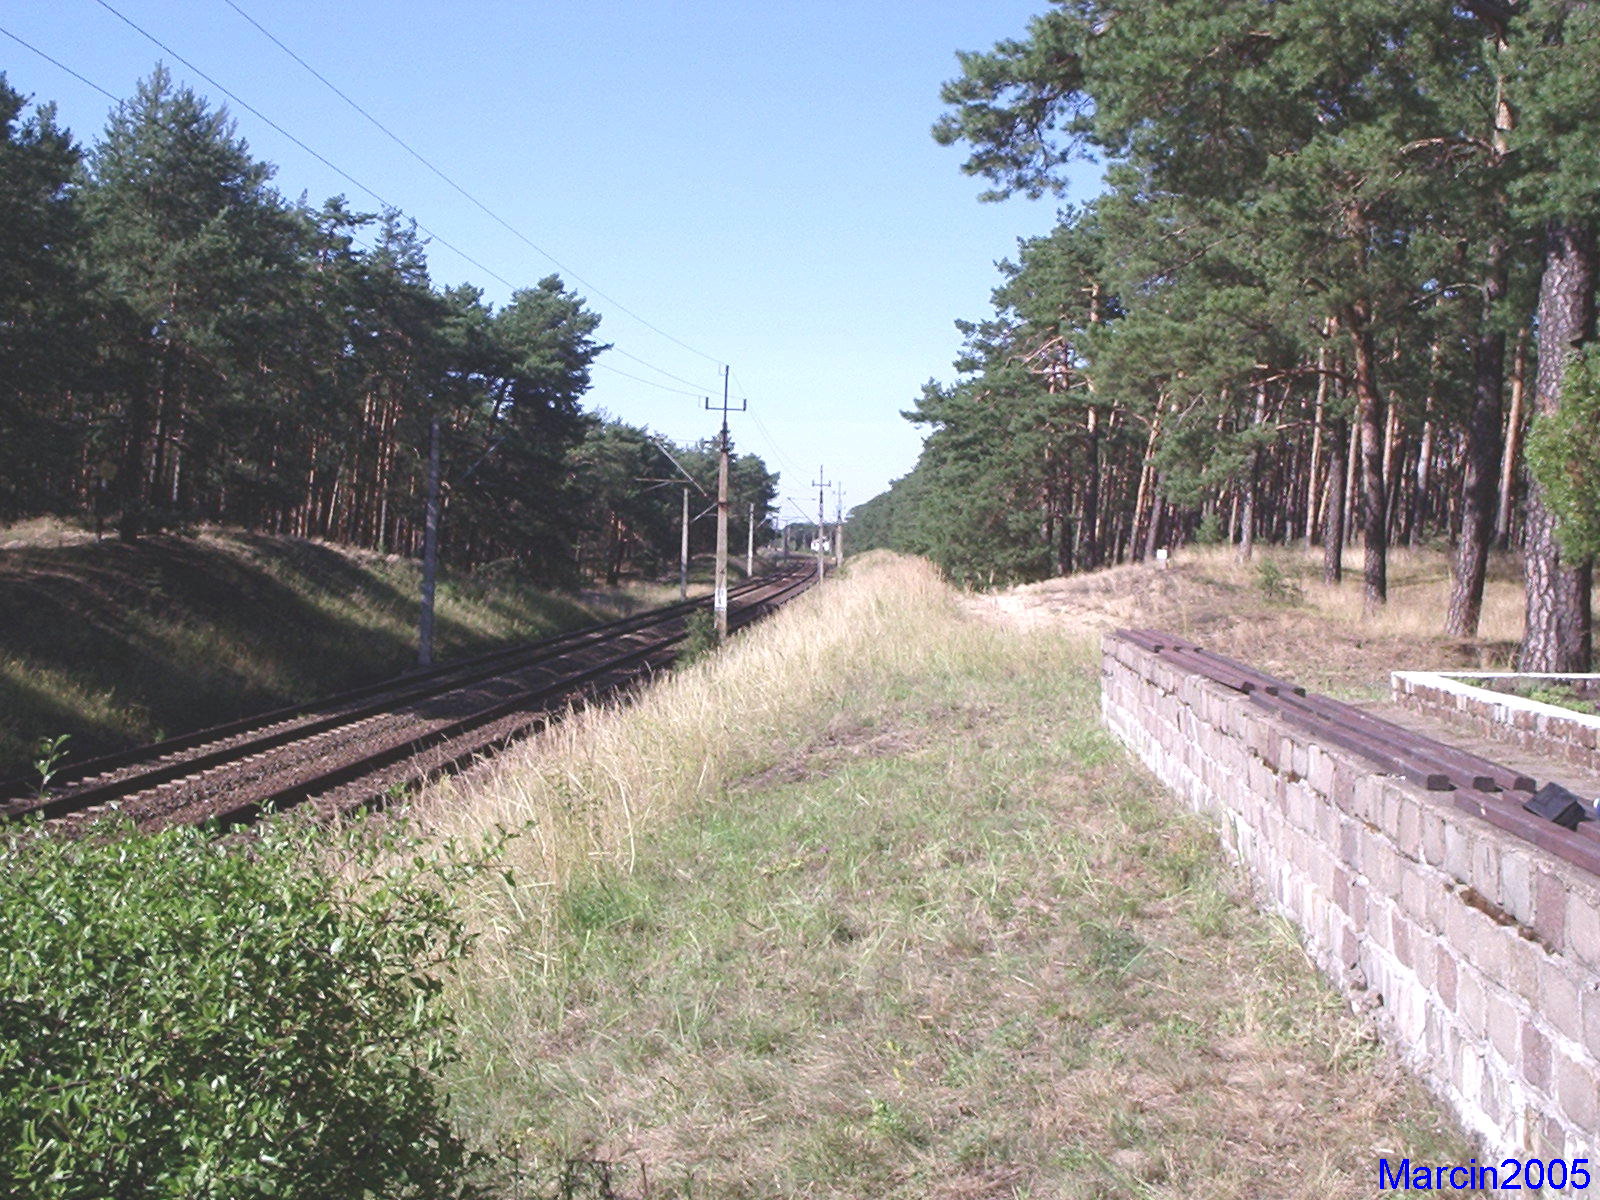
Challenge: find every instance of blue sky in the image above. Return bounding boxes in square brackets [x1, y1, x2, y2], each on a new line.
[3, 0, 1098, 524]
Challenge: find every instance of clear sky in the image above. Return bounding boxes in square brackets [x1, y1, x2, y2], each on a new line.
[3, 0, 1097, 525]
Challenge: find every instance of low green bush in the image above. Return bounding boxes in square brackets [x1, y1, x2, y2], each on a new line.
[0, 817, 488, 1199]
[1194, 511, 1226, 546]
[1255, 559, 1304, 605]
[677, 609, 719, 666]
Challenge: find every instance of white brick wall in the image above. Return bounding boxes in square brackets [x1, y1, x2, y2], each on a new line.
[1103, 636, 1600, 1158]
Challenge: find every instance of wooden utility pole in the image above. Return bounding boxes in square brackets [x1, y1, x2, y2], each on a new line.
[418, 415, 442, 667]
[705, 367, 746, 642]
[680, 486, 690, 600]
[833, 483, 845, 567]
[812, 466, 832, 581]
[746, 502, 755, 577]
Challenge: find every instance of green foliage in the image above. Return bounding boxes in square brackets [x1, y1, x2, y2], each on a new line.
[678, 609, 719, 665]
[1194, 512, 1225, 546]
[29, 733, 69, 794]
[1523, 683, 1598, 715]
[881, 0, 1600, 608]
[1527, 344, 1600, 562]
[0, 75, 88, 520]
[562, 420, 779, 586]
[2, 65, 792, 586]
[1255, 560, 1304, 606]
[0, 817, 488, 1198]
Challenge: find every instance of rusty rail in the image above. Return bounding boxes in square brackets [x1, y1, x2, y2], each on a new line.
[3, 566, 818, 830]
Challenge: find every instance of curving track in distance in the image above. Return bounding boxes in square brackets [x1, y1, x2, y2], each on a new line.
[1, 565, 819, 832]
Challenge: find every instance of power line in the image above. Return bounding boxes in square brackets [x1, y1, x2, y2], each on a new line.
[750, 410, 799, 475]
[783, 498, 818, 526]
[593, 362, 707, 398]
[0, 24, 121, 102]
[88, 0, 529, 296]
[85, 0, 724, 399]
[730, 369, 800, 479]
[0, 25, 384, 269]
[604, 347, 718, 393]
[216, 0, 725, 370]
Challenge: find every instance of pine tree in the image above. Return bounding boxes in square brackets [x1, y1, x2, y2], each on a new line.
[84, 65, 295, 539]
[0, 76, 88, 519]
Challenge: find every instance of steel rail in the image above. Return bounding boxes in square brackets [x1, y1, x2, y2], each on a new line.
[197, 568, 818, 829]
[0, 572, 783, 808]
[3, 566, 817, 828]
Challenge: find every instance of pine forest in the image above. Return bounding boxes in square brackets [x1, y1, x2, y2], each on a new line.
[1, 66, 776, 587]
[853, 0, 1600, 671]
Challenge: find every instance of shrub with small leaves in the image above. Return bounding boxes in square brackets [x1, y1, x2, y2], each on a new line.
[678, 609, 719, 665]
[1527, 344, 1600, 562]
[0, 816, 489, 1199]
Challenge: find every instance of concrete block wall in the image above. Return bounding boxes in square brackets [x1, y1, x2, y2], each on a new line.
[1393, 671, 1600, 774]
[1102, 635, 1600, 1159]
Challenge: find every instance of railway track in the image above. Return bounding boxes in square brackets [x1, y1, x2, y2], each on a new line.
[1115, 628, 1600, 878]
[2, 566, 818, 831]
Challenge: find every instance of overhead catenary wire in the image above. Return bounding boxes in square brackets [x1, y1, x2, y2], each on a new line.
[85, 0, 724, 399]
[594, 363, 710, 398]
[648, 437, 711, 496]
[784, 498, 819, 526]
[749, 410, 800, 476]
[215, 0, 725, 374]
[731, 369, 801, 479]
[87, 0, 527, 296]
[0, 25, 121, 103]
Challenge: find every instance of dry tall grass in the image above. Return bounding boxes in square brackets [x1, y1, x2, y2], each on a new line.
[420, 554, 959, 962]
[1186, 543, 1529, 644]
[423, 553, 1478, 1196]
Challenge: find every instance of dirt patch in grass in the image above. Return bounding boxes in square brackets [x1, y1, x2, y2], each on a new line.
[440, 555, 1474, 1197]
[740, 715, 929, 790]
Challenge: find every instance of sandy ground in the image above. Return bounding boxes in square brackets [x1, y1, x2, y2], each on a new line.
[961, 553, 1600, 798]
[958, 557, 1498, 692]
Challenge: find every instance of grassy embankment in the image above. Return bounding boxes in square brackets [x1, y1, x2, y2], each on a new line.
[0, 519, 685, 779]
[422, 552, 1474, 1198]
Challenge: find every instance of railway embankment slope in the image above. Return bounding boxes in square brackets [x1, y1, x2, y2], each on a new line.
[0, 522, 664, 779]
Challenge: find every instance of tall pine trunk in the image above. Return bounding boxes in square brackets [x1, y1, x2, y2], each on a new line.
[1323, 417, 1347, 584]
[1519, 219, 1596, 671]
[1446, 238, 1508, 637]
[1346, 311, 1388, 612]
[1238, 384, 1266, 561]
[116, 342, 154, 542]
[1495, 330, 1530, 550]
[1081, 407, 1101, 569]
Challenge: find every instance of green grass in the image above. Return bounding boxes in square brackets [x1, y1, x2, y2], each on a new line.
[0, 525, 675, 779]
[435, 555, 1475, 1198]
[1519, 683, 1599, 715]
